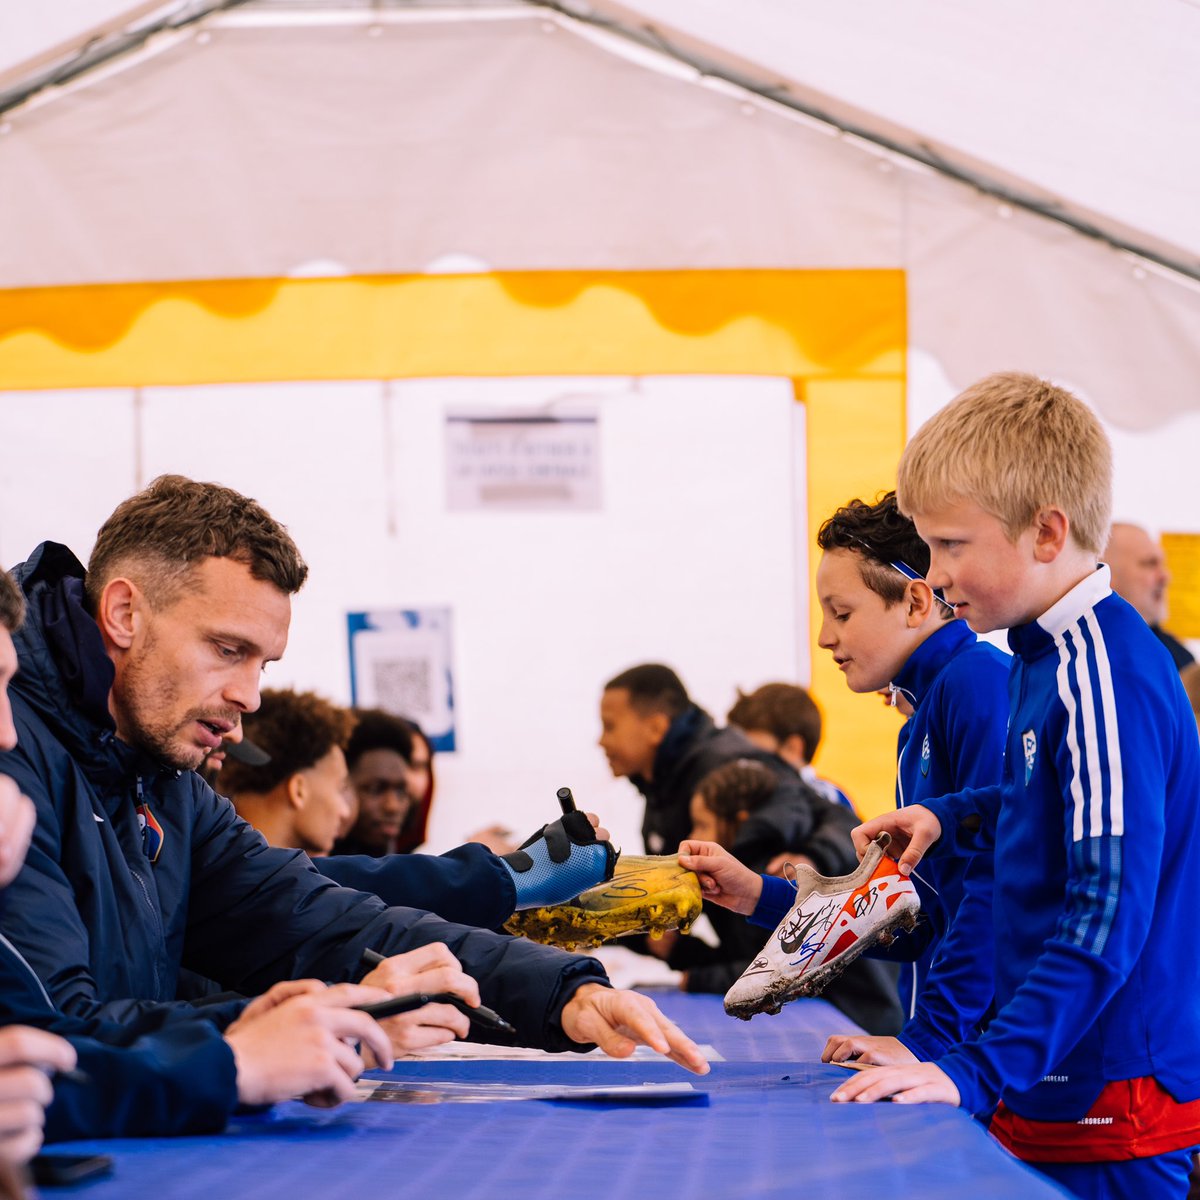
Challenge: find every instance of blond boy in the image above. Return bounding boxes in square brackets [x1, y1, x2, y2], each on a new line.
[832, 373, 1200, 1200]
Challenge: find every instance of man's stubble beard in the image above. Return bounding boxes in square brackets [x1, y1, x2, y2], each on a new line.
[114, 635, 205, 772]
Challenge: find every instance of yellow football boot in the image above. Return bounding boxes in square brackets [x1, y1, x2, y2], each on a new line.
[505, 854, 704, 951]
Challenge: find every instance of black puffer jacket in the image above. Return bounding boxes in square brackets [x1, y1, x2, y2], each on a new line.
[632, 706, 857, 876]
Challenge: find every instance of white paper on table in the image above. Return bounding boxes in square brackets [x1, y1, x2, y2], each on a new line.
[352, 1079, 705, 1104]
[392, 1040, 723, 1063]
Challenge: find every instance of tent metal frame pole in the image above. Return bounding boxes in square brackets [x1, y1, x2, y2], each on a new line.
[529, 0, 1200, 286]
[0, 0, 256, 116]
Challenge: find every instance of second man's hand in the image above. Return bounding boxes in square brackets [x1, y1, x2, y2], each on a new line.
[360, 943, 480, 1050]
[225, 982, 395, 1109]
[559, 984, 710, 1076]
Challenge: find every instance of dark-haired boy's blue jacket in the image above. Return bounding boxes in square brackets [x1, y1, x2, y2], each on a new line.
[752, 620, 1008, 1052]
[887, 620, 1008, 1059]
[0, 543, 607, 1048]
[925, 568, 1200, 1121]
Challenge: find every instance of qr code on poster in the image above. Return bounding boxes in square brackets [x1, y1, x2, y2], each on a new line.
[372, 657, 432, 719]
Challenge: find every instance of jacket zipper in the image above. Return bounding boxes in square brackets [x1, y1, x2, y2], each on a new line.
[130, 775, 165, 996]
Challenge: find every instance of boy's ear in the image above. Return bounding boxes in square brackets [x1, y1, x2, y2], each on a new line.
[646, 710, 672, 746]
[905, 580, 936, 627]
[780, 732, 809, 765]
[285, 772, 306, 811]
[1032, 507, 1071, 562]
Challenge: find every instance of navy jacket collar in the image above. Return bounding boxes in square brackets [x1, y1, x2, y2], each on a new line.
[892, 619, 976, 709]
[10, 543, 148, 786]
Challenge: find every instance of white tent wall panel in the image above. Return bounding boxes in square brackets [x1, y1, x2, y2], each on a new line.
[604, 0, 1200, 260]
[7, 0, 1200, 269]
[1, 375, 800, 853]
[905, 173, 1200, 431]
[0, 389, 139, 565]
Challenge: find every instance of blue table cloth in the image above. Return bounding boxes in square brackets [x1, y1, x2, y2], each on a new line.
[40, 992, 1070, 1198]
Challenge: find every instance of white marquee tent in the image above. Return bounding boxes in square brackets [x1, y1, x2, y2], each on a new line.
[1, 0, 1196, 844]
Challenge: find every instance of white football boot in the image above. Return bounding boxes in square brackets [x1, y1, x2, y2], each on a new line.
[724, 833, 920, 1019]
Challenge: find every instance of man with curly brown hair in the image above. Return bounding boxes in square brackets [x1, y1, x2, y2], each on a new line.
[222, 689, 355, 857]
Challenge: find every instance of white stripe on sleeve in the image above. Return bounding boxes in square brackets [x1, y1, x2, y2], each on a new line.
[1055, 631, 1087, 843]
[1084, 612, 1124, 837]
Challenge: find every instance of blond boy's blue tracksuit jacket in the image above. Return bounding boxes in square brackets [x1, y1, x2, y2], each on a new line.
[926, 566, 1200, 1121]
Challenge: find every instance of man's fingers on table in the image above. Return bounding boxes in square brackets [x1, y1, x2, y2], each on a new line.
[321, 1007, 395, 1071]
[600, 995, 708, 1075]
[658, 1021, 710, 1075]
[593, 1026, 638, 1060]
[380, 1004, 470, 1049]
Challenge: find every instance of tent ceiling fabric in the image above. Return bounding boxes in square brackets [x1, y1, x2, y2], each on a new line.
[1, 2, 1198, 430]
[599, 0, 1200, 264]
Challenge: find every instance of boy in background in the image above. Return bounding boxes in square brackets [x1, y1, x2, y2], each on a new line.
[832, 373, 1200, 1199]
[727, 682, 856, 811]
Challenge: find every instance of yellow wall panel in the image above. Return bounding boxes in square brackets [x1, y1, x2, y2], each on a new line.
[804, 378, 909, 818]
[0, 271, 903, 387]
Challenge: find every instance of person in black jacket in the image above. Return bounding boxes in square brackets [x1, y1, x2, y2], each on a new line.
[598, 662, 856, 872]
[0, 477, 707, 1086]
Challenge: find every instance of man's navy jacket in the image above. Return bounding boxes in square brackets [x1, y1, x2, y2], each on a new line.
[0, 921, 238, 1140]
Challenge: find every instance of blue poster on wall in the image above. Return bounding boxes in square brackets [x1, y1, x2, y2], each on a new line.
[346, 607, 457, 752]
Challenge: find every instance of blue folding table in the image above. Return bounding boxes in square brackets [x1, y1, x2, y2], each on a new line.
[43, 991, 1070, 1198]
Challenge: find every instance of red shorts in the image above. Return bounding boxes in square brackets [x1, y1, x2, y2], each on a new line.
[991, 1077, 1200, 1163]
